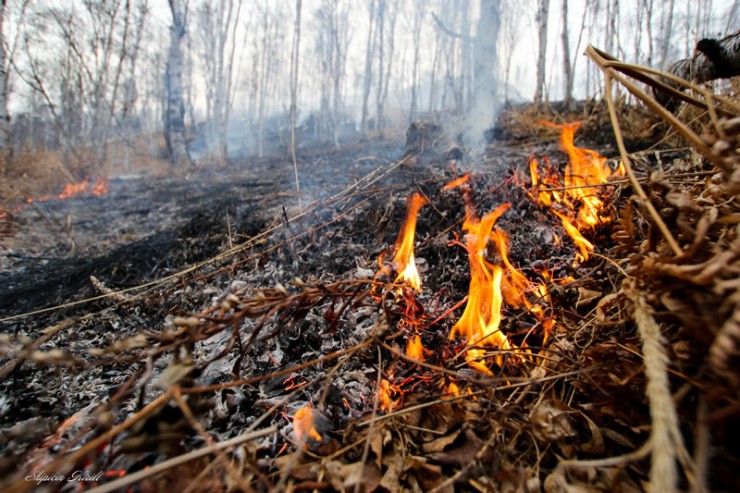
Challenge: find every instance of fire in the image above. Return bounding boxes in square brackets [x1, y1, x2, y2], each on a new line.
[449, 203, 515, 374]
[529, 122, 623, 263]
[406, 334, 431, 362]
[552, 210, 594, 262]
[293, 405, 322, 445]
[392, 192, 429, 291]
[378, 378, 401, 412]
[27, 177, 110, 204]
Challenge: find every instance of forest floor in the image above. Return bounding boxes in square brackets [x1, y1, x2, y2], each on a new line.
[0, 101, 737, 492]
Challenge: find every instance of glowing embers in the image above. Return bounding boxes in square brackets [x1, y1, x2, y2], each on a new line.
[391, 192, 429, 291]
[529, 121, 624, 261]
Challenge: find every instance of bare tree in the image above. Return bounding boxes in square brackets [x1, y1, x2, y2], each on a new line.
[534, 0, 550, 103]
[164, 0, 191, 167]
[0, 0, 8, 153]
[374, 0, 398, 135]
[289, 0, 302, 200]
[500, 2, 522, 104]
[561, 0, 572, 108]
[195, 0, 242, 166]
[659, 0, 676, 69]
[15, 1, 147, 171]
[314, 0, 351, 146]
[359, 0, 375, 135]
[406, 1, 425, 123]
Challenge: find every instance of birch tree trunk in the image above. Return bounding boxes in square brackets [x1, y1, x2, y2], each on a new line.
[658, 0, 675, 69]
[165, 0, 191, 167]
[534, 0, 550, 103]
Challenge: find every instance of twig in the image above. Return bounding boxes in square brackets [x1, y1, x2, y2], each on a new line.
[628, 285, 685, 493]
[84, 426, 277, 493]
[597, 64, 683, 256]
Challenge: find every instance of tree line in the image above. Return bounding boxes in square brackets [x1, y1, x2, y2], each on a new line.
[0, 0, 736, 174]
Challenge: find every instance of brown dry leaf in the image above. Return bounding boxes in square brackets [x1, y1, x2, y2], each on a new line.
[369, 424, 391, 468]
[428, 427, 485, 466]
[274, 455, 318, 482]
[325, 460, 382, 493]
[531, 400, 576, 444]
[544, 463, 642, 493]
[379, 454, 404, 492]
[575, 412, 605, 455]
[576, 287, 602, 308]
[421, 427, 461, 453]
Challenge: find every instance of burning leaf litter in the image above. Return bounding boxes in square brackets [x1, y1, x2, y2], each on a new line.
[1, 106, 738, 491]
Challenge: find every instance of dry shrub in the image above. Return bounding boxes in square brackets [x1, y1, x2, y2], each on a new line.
[0, 150, 73, 206]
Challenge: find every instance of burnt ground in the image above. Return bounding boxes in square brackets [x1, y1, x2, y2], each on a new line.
[0, 118, 735, 492]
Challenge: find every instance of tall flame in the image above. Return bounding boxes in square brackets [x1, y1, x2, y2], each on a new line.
[449, 203, 515, 374]
[392, 192, 429, 291]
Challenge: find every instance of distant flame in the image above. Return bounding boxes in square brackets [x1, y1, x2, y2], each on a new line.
[293, 405, 322, 445]
[27, 177, 110, 204]
[392, 193, 429, 291]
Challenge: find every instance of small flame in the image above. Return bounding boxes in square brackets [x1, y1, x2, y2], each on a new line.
[293, 405, 322, 445]
[442, 173, 471, 191]
[406, 334, 431, 362]
[378, 378, 401, 412]
[552, 210, 594, 262]
[446, 381, 460, 398]
[392, 193, 429, 291]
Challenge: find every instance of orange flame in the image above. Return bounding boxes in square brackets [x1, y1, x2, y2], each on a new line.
[406, 334, 431, 362]
[442, 173, 471, 191]
[528, 122, 623, 264]
[19, 178, 110, 207]
[392, 193, 429, 291]
[537, 121, 623, 228]
[293, 406, 322, 445]
[552, 210, 594, 262]
[450, 203, 515, 374]
[378, 378, 401, 412]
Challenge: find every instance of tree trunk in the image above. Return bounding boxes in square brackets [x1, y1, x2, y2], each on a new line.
[468, 0, 500, 138]
[561, 0, 573, 108]
[165, 0, 192, 167]
[290, 0, 301, 200]
[0, 0, 9, 154]
[360, 0, 375, 135]
[658, 0, 675, 69]
[534, 0, 550, 103]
